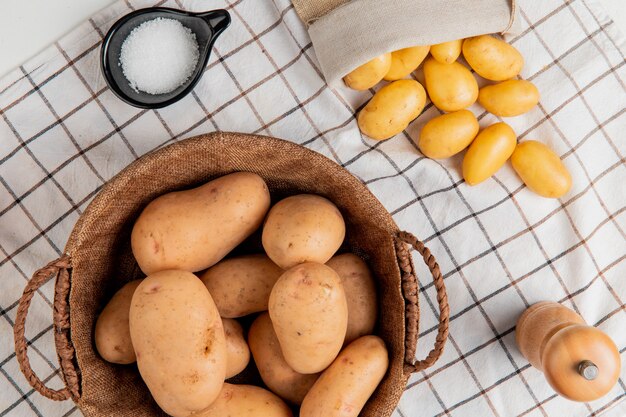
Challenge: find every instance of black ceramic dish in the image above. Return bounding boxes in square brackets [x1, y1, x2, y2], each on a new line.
[101, 7, 230, 109]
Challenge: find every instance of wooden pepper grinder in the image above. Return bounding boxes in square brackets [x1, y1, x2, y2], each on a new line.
[516, 301, 621, 402]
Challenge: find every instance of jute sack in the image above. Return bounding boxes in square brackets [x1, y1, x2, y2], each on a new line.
[14, 132, 449, 417]
[292, 0, 519, 88]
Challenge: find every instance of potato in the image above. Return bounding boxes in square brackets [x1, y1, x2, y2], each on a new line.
[343, 53, 392, 90]
[269, 262, 348, 374]
[129, 270, 226, 417]
[95, 279, 142, 364]
[200, 254, 283, 318]
[463, 122, 517, 185]
[262, 194, 345, 269]
[511, 141, 572, 198]
[248, 313, 320, 404]
[131, 172, 270, 274]
[478, 79, 540, 117]
[383, 45, 430, 81]
[223, 318, 250, 379]
[197, 383, 293, 417]
[357, 79, 427, 140]
[326, 254, 377, 344]
[300, 336, 389, 417]
[430, 39, 463, 64]
[463, 35, 524, 81]
[418, 109, 479, 159]
[423, 57, 478, 111]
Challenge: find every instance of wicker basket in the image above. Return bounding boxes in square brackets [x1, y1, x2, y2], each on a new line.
[14, 132, 449, 417]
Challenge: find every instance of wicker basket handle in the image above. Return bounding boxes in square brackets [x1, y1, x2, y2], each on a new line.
[14, 255, 80, 401]
[395, 231, 449, 374]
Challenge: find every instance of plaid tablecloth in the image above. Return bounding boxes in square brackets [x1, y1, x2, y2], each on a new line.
[1, 0, 625, 416]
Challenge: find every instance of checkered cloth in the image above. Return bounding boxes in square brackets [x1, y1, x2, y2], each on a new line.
[0, 0, 624, 416]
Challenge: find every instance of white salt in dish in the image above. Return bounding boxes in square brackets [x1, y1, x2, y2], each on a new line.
[119, 17, 200, 95]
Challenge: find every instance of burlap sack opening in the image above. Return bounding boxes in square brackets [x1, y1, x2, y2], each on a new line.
[14, 132, 448, 417]
[292, 0, 519, 88]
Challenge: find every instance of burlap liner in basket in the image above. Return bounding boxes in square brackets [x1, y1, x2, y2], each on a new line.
[14, 132, 449, 417]
[291, 0, 519, 88]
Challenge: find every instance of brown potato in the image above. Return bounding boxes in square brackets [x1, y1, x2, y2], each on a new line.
[129, 270, 226, 417]
[326, 254, 377, 344]
[343, 53, 392, 90]
[95, 279, 142, 364]
[131, 172, 270, 274]
[200, 254, 283, 318]
[430, 39, 463, 64]
[223, 318, 250, 379]
[197, 383, 293, 417]
[269, 262, 348, 374]
[262, 194, 345, 269]
[300, 336, 389, 417]
[463, 122, 517, 185]
[248, 313, 320, 404]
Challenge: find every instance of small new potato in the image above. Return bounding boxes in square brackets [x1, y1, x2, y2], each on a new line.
[131, 172, 270, 274]
[343, 53, 392, 90]
[326, 254, 378, 345]
[511, 141, 572, 198]
[269, 262, 348, 374]
[418, 110, 479, 159]
[357, 79, 427, 140]
[249, 313, 320, 404]
[223, 318, 250, 379]
[95, 279, 142, 364]
[383, 45, 430, 81]
[463, 122, 517, 185]
[431, 39, 463, 64]
[262, 194, 345, 269]
[423, 57, 478, 111]
[478, 79, 540, 117]
[197, 384, 293, 417]
[463, 35, 524, 81]
[200, 254, 283, 318]
[129, 270, 226, 417]
[300, 336, 389, 417]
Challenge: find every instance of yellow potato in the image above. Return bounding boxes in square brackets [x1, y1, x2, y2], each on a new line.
[383, 45, 430, 81]
[129, 270, 226, 417]
[131, 172, 270, 274]
[418, 109, 479, 159]
[357, 79, 427, 140]
[511, 141, 572, 198]
[223, 318, 250, 379]
[200, 254, 283, 318]
[463, 35, 524, 81]
[95, 279, 142, 364]
[463, 122, 517, 185]
[262, 194, 345, 269]
[269, 262, 348, 374]
[326, 254, 377, 345]
[423, 57, 478, 111]
[248, 313, 320, 404]
[343, 53, 392, 90]
[300, 336, 389, 417]
[478, 79, 540, 117]
[430, 39, 463, 64]
[197, 384, 293, 417]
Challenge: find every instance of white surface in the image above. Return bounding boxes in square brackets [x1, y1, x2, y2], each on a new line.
[0, 0, 625, 79]
[0, 0, 624, 78]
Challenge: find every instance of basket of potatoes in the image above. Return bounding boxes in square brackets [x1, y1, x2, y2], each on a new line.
[14, 132, 449, 417]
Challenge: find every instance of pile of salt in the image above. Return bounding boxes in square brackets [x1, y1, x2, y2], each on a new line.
[119, 18, 200, 95]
